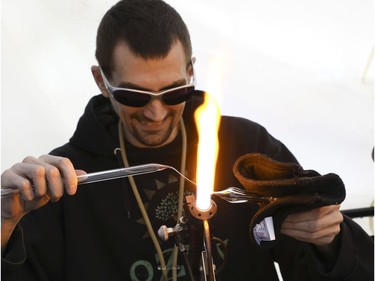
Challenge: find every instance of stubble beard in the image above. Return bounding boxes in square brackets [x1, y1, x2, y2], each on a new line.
[129, 114, 179, 148]
[133, 124, 175, 147]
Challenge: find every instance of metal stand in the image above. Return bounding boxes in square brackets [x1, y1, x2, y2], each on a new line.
[158, 195, 218, 281]
[186, 195, 217, 281]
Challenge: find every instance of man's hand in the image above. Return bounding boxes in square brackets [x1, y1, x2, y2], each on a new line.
[280, 205, 343, 245]
[1, 154, 83, 254]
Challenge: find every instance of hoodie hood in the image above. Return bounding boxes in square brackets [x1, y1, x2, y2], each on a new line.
[69, 95, 120, 158]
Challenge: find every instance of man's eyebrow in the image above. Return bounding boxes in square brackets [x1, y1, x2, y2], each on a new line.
[117, 79, 187, 91]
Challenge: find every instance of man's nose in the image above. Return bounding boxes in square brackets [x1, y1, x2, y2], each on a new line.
[143, 97, 168, 121]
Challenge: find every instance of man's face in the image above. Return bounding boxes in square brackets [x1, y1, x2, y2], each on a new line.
[107, 41, 191, 148]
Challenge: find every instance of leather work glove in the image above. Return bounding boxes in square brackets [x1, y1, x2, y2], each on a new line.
[232, 153, 346, 247]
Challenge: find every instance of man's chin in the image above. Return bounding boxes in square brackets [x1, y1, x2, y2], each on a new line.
[135, 133, 172, 148]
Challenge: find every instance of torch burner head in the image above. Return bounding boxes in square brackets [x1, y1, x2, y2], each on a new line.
[186, 194, 217, 220]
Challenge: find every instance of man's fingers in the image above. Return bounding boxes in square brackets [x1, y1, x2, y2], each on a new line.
[281, 227, 338, 245]
[21, 156, 64, 201]
[284, 205, 341, 224]
[2, 162, 46, 200]
[281, 206, 343, 245]
[282, 221, 341, 245]
[283, 206, 343, 232]
[39, 155, 78, 195]
[1, 155, 79, 201]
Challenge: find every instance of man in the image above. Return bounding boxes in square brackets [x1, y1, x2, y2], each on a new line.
[1, 0, 373, 280]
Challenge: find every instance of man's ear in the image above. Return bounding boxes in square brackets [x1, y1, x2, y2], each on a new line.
[91, 65, 110, 98]
[189, 56, 196, 77]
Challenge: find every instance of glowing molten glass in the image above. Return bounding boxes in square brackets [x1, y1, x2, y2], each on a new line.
[194, 93, 221, 211]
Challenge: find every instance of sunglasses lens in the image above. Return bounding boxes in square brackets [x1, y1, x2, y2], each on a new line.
[111, 85, 195, 107]
[162, 86, 195, 105]
[112, 90, 151, 107]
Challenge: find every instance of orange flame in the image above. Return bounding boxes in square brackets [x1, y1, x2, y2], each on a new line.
[194, 92, 221, 211]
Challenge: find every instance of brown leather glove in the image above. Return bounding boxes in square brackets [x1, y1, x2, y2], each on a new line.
[233, 153, 346, 247]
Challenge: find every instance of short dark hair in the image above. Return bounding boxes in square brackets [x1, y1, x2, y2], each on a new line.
[95, 0, 192, 79]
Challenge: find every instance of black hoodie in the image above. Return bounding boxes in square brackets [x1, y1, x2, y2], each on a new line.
[2, 93, 373, 281]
